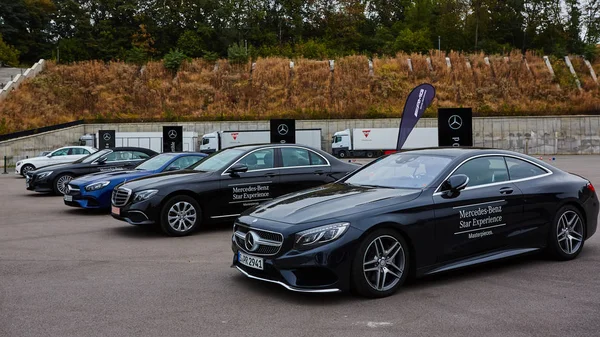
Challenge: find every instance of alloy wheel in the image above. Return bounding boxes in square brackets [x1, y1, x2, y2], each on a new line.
[557, 210, 584, 255]
[362, 235, 405, 292]
[56, 175, 73, 195]
[167, 201, 197, 232]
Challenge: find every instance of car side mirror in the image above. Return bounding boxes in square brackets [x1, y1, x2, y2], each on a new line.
[166, 166, 180, 172]
[442, 174, 469, 196]
[96, 157, 107, 164]
[227, 164, 248, 175]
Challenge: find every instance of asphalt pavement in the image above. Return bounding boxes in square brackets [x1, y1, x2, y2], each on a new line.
[1, 156, 599, 337]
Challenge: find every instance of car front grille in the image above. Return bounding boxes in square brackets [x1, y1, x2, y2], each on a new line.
[233, 222, 284, 256]
[66, 184, 81, 196]
[112, 187, 132, 207]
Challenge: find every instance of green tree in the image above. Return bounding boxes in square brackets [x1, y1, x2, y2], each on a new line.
[0, 34, 20, 66]
[163, 49, 188, 73]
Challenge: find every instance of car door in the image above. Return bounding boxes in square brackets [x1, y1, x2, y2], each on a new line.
[277, 147, 334, 195]
[217, 148, 281, 217]
[67, 147, 91, 162]
[96, 151, 139, 173]
[47, 148, 70, 165]
[432, 156, 524, 263]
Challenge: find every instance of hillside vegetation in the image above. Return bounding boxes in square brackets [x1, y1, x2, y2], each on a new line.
[1, 51, 600, 135]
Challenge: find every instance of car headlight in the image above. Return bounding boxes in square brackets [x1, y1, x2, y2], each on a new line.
[85, 181, 110, 191]
[16, 161, 22, 166]
[132, 190, 158, 202]
[37, 171, 53, 179]
[294, 222, 350, 249]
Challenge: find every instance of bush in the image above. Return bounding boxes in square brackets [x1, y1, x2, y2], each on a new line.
[227, 43, 249, 64]
[0, 34, 20, 67]
[125, 47, 148, 65]
[163, 49, 188, 73]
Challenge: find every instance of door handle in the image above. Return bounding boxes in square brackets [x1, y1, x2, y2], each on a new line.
[264, 173, 278, 177]
[314, 170, 325, 175]
[499, 187, 513, 195]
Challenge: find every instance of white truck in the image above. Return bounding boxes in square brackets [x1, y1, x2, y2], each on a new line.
[199, 129, 322, 153]
[88, 132, 199, 152]
[331, 128, 438, 158]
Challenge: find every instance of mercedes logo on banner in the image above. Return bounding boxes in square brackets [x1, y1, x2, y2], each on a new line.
[277, 124, 289, 135]
[103, 133, 111, 141]
[245, 231, 260, 252]
[168, 130, 178, 139]
[448, 115, 463, 130]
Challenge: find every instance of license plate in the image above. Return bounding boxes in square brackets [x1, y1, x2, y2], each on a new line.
[238, 251, 263, 270]
[111, 206, 120, 215]
[64, 195, 73, 202]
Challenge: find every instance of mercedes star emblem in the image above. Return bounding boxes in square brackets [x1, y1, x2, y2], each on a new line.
[103, 133, 111, 141]
[448, 115, 463, 130]
[245, 231, 260, 252]
[277, 124, 289, 136]
[168, 130, 178, 139]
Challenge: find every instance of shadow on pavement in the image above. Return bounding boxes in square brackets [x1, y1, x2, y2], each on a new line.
[63, 208, 109, 216]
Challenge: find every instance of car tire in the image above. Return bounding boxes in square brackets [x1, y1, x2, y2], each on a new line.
[20, 164, 35, 176]
[351, 228, 409, 298]
[547, 205, 585, 261]
[366, 151, 374, 158]
[338, 151, 347, 158]
[53, 173, 74, 195]
[160, 195, 202, 237]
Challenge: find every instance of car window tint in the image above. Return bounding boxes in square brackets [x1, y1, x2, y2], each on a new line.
[51, 148, 69, 157]
[505, 157, 547, 180]
[238, 149, 275, 171]
[167, 156, 202, 170]
[70, 148, 88, 155]
[281, 148, 311, 167]
[454, 156, 509, 188]
[131, 151, 150, 160]
[105, 151, 130, 162]
[309, 151, 327, 165]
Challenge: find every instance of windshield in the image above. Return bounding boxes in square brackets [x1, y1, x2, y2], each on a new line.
[344, 154, 452, 189]
[135, 154, 176, 171]
[190, 148, 245, 172]
[201, 138, 211, 145]
[74, 149, 111, 164]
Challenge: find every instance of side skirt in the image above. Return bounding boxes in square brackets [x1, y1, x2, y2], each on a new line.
[420, 248, 541, 276]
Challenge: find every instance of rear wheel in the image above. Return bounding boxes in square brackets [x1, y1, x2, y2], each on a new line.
[366, 151, 374, 158]
[20, 164, 35, 176]
[351, 229, 409, 298]
[160, 195, 202, 237]
[547, 206, 585, 261]
[53, 173, 73, 195]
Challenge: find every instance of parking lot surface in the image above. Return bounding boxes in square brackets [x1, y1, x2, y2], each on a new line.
[1, 156, 600, 337]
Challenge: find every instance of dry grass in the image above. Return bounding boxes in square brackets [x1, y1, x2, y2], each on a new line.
[1, 51, 600, 134]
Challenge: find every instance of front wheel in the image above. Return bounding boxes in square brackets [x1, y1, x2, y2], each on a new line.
[338, 151, 347, 158]
[351, 229, 409, 298]
[53, 173, 73, 195]
[160, 195, 202, 237]
[21, 164, 35, 176]
[547, 206, 585, 261]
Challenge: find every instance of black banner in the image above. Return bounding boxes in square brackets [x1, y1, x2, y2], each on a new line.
[163, 126, 183, 152]
[270, 119, 296, 144]
[98, 130, 116, 149]
[438, 108, 473, 147]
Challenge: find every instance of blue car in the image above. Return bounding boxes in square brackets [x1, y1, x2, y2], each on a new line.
[63, 152, 207, 210]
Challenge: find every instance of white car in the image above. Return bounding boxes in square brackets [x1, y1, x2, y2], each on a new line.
[15, 146, 97, 176]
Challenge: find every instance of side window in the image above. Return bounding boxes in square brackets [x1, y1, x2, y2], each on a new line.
[166, 156, 201, 170]
[453, 156, 509, 188]
[238, 149, 275, 171]
[309, 151, 327, 166]
[50, 148, 69, 157]
[131, 151, 150, 160]
[505, 157, 547, 180]
[281, 148, 311, 167]
[105, 151, 129, 162]
[69, 148, 87, 155]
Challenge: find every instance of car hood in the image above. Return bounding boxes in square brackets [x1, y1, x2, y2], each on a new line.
[119, 170, 215, 191]
[32, 162, 73, 174]
[70, 170, 153, 186]
[247, 183, 422, 224]
[20, 156, 52, 163]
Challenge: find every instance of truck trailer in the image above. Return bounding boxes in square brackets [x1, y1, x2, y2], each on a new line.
[87, 132, 199, 153]
[331, 128, 438, 158]
[199, 129, 322, 153]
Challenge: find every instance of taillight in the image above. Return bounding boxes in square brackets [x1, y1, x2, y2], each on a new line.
[587, 182, 595, 193]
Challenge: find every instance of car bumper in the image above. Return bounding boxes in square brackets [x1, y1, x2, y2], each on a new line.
[26, 180, 53, 193]
[583, 194, 599, 239]
[111, 199, 160, 226]
[64, 193, 107, 209]
[230, 226, 362, 293]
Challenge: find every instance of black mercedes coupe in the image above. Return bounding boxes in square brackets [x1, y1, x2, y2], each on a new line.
[231, 148, 598, 298]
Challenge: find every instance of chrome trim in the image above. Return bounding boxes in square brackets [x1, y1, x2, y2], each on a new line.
[452, 200, 505, 209]
[424, 248, 540, 275]
[221, 146, 331, 176]
[433, 154, 553, 196]
[128, 210, 149, 220]
[112, 187, 132, 206]
[235, 266, 341, 293]
[211, 213, 241, 219]
[234, 223, 284, 256]
[234, 231, 280, 246]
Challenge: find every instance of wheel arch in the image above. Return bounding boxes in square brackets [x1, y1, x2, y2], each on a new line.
[557, 200, 587, 237]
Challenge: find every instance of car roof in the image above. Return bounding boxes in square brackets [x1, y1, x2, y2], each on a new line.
[397, 147, 522, 158]
[227, 143, 323, 152]
[103, 147, 158, 154]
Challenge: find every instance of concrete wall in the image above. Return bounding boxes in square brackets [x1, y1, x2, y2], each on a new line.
[1, 116, 600, 166]
[0, 59, 46, 102]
